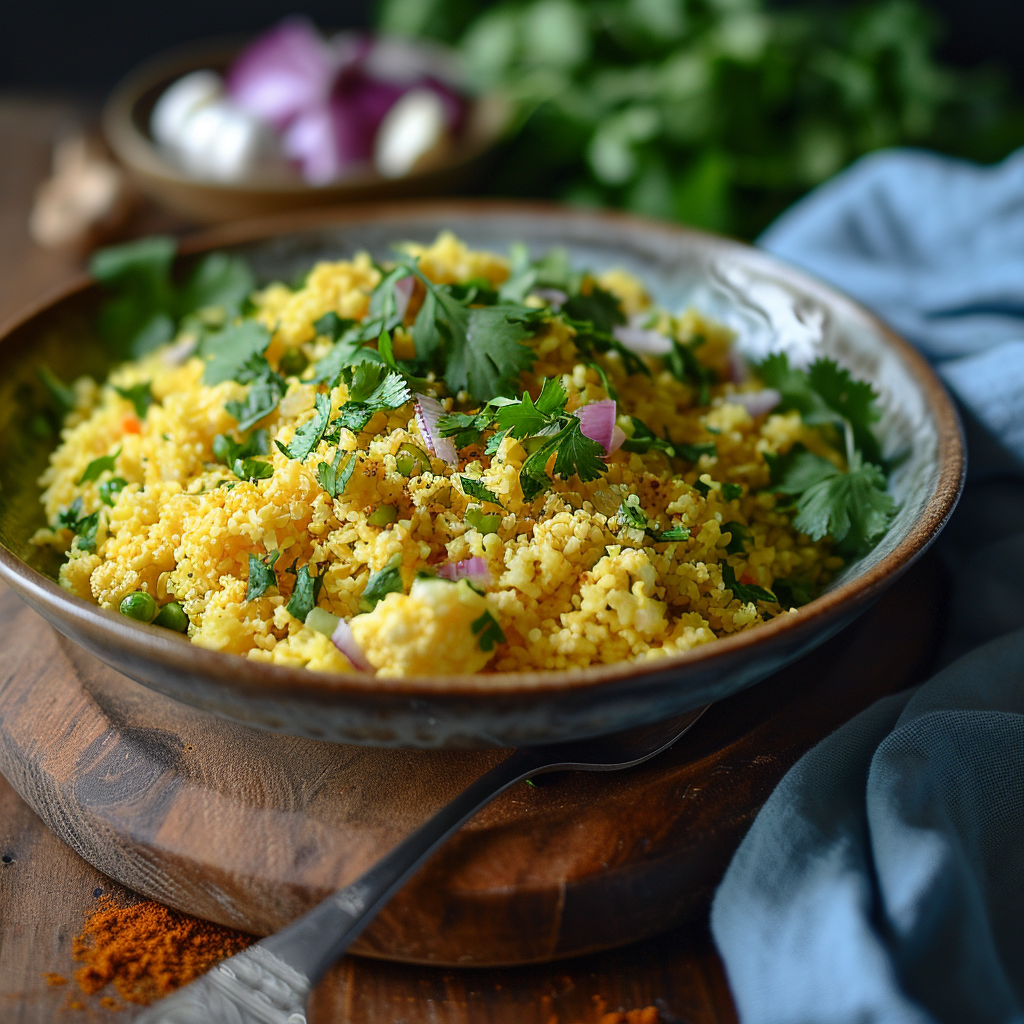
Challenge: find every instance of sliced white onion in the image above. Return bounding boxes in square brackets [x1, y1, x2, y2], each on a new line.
[612, 323, 673, 356]
[414, 395, 458, 467]
[437, 557, 492, 588]
[731, 388, 782, 417]
[331, 618, 375, 673]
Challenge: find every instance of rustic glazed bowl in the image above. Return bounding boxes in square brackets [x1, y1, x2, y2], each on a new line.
[0, 202, 964, 748]
[103, 39, 513, 224]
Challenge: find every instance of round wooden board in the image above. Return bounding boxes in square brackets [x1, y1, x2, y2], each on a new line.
[0, 558, 944, 967]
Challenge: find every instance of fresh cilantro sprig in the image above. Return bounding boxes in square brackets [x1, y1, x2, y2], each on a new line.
[665, 335, 716, 404]
[246, 551, 281, 601]
[472, 610, 506, 652]
[113, 383, 154, 419]
[322, 364, 412, 438]
[56, 498, 100, 552]
[460, 476, 504, 506]
[78, 448, 122, 485]
[276, 393, 332, 461]
[617, 494, 691, 543]
[359, 554, 404, 612]
[317, 449, 357, 499]
[285, 563, 324, 622]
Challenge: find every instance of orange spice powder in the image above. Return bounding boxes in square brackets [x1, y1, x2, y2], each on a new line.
[72, 895, 253, 1006]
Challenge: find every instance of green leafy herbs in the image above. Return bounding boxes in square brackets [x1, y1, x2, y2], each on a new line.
[722, 483, 743, 501]
[721, 563, 777, 606]
[201, 321, 273, 386]
[767, 445, 896, 555]
[233, 457, 274, 482]
[617, 494, 691, 543]
[214, 429, 273, 481]
[665, 336, 715, 405]
[113, 382, 154, 419]
[723, 521, 752, 555]
[472, 610, 506, 652]
[324, 364, 412, 437]
[276, 393, 332, 461]
[317, 449, 357, 499]
[773, 576, 818, 608]
[78, 447, 122, 485]
[56, 498, 100, 552]
[756, 354, 884, 467]
[98, 477, 128, 506]
[90, 238, 254, 358]
[359, 553, 404, 612]
[246, 551, 281, 601]
[222, 354, 288, 432]
[403, 262, 544, 401]
[620, 416, 716, 462]
[285, 564, 324, 622]
[460, 476, 503, 507]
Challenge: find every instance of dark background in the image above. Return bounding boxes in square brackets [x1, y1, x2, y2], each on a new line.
[2, 0, 1023, 96]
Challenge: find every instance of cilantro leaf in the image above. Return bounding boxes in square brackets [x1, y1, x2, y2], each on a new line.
[773, 576, 818, 608]
[285, 564, 324, 622]
[57, 497, 86, 530]
[472, 610, 506, 652]
[233, 457, 274, 481]
[178, 252, 255, 317]
[562, 285, 626, 335]
[56, 497, 101, 552]
[276, 392, 332, 461]
[460, 476, 504, 506]
[766, 445, 839, 493]
[722, 482, 743, 501]
[551, 418, 607, 483]
[561, 315, 650, 378]
[665, 336, 715, 404]
[723, 521, 752, 554]
[224, 356, 287, 431]
[437, 408, 494, 448]
[495, 378, 567, 438]
[359, 553, 404, 612]
[618, 494, 649, 530]
[78, 447, 122, 485]
[317, 449, 356, 499]
[722, 563, 777, 605]
[246, 551, 281, 601]
[213, 428, 269, 465]
[99, 478, 127, 506]
[202, 321, 273, 386]
[314, 312, 359, 341]
[113, 382, 154, 419]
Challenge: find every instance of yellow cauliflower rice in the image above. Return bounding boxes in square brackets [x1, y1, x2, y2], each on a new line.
[34, 231, 874, 679]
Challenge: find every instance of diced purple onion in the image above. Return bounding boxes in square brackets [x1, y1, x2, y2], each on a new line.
[393, 274, 415, 321]
[731, 388, 782, 417]
[530, 288, 567, 309]
[226, 18, 335, 132]
[612, 323, 672, 356]
[414, 395, 458, 467]
[437, 557, 492, 588]
[330, 617, 374, 672]
[575, 399, 625, 456]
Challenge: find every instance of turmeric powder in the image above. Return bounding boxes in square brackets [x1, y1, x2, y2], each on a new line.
[72, 895, 253, 1006]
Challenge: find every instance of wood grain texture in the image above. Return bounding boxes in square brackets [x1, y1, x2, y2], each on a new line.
[0, 555, 946, 967]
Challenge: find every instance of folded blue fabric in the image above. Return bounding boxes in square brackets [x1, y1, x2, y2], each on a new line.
[711, 148, 1024, 1024]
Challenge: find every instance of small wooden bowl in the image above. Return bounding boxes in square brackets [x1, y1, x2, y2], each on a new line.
[102, 37, 513, 224]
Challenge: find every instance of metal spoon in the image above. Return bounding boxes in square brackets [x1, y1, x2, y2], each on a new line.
[137, 707, 709, 1024]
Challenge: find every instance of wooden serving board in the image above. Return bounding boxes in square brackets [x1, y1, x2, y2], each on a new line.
[0, 558, 943, 967]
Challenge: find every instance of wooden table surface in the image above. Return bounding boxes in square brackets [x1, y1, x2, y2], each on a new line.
[0, 96, 937, 1023]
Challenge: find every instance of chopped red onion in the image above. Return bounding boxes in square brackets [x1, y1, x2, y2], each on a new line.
[393, 274, 415, 321]
[331, 617, 374, 673]
[731, 388, 782, 417]
[612, 323, 672, 356]
[226, 18, 335, 132]
[530, 288, 567, 309]
[414, 395, 458, 467]
[437, 557, 492, 588]
[575, 399, 625, 455]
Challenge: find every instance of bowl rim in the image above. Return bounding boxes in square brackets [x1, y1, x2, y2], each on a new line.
[101, 34, 513, 197]
[0, 199, 966, 700]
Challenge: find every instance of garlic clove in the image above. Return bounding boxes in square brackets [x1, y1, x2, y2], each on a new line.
[374, 88, 450, 179]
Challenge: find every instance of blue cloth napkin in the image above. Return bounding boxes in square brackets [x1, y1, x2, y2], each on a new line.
[710, 148, 1024, 1024]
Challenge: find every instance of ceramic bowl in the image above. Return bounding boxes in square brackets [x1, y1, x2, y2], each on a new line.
[102, 39, 513, 224]
[0, 202, 965, 748]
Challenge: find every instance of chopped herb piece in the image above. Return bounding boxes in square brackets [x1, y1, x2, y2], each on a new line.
[466, 508, 502, 534]
[57, 497, 86, 530]
[460, 476, 503, 506]
[773, 576, 818, 608]
[56, 498, 100, 551]
[654, 526, 691, 542]
[78, 447, 122, 485]
[99, 477, 127, 506]
[246, 550, 281, 601]
[285, 564, 324, 622]
[723, 521, 752, 555]
[313, 312, 358, 341]
[560, 314, 650, 378]
[562, 285, 626, 335]
[276, 392, 332, 461]
[178, 252, 255, 318]
[693, 478, 711, 497]
[437, 407, 493, 448]
[213, 428, 269, 466]
[665, 336, 715, 405]
[224, 356, 287, 431]
[677, 442, 718, 462]
[620, 417, 678, 457]
[587, 360, 618, 401]
[311, 337, 383, 383]
[359, 553, 404, 612]
[201, 321, 272, 386]
[317, 449, 356, 498]
[113, 382, 154, 419]
[471, 610, 506, 652]
[722, 563, 777, 605]
[495, 378, 567, 438]
[232, 457, 274, 481]
[618, 494, 648, 530]
[38, 366, 76, 415]
[722, 482, 744, 501]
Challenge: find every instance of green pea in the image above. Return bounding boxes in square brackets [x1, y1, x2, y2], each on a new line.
[395, 442, 430, 477]
[279, 348, 309, 377]
[367, 505, 398, 527]
[212, 434, 233, 465]
[153, 600, 189, 633]
[99, 477, 127, 506]
[119, 591, 158, 623]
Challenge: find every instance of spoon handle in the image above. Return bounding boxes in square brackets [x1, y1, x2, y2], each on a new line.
[135, 747, 539, 1024]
